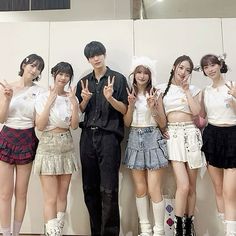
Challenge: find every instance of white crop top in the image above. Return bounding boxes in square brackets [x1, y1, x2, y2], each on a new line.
[5, 84, 45, 129]
[204, 82, 236, 125]
[35, 91, 79, 131]
[159, 83, 200, 115]
[131, 93, 157, 127]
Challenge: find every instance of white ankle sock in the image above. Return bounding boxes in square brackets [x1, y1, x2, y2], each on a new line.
[12, 220, 22, 236]
[1, 227, 11, 236]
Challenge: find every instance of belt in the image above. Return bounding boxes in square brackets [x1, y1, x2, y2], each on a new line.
[90, 126, 99, 130]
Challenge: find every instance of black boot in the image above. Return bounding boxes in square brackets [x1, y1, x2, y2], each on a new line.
[184, 216, 196, 236]
[174, 215, 184, 236]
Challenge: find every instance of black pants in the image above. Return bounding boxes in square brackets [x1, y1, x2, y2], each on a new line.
[80, 128, 121, 236]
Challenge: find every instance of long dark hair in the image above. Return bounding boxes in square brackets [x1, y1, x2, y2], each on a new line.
[163, 55, 194, 98]
[200, 54, 228, 76]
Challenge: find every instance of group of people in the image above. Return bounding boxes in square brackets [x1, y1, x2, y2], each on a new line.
[0, 40, 235, 236]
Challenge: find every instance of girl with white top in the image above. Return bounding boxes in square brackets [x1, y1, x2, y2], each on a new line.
[123, 57, 168, 236]
[34, 62, 80, 236]
[0, 54, 45, 236]
[161, 55, 205, 236]
[200, 54, 236, 236]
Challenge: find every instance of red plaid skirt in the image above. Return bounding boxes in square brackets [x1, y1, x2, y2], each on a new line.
[0, 126, 38, 165]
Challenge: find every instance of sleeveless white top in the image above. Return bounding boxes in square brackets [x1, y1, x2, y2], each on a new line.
[204, 82, 236, 125]
[131, 93, 157, 127]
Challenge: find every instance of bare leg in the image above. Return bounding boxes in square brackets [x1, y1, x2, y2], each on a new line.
[14, 163, 32, 221]
[57, 174, 72, 213]
[0, 161, 14, 228]
[208, 165, 224, 214]
[172, 161, 189, 216]
[223, 168, 236, 220]
[0, 161, 14, 236]
[147, 168, 165, 202]
[186, 166, 198, 216]
[40, 175, 58, 222]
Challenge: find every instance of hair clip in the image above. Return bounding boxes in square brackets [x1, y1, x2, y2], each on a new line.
[193, 65, 202, 72]
[218, 53, 227, 61]
[25, 57, 29, 62]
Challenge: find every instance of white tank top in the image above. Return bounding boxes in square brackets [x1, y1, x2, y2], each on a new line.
[131, 93, 157, 127]
[5, 84, 45, 129]
[204, 82, 236, 125]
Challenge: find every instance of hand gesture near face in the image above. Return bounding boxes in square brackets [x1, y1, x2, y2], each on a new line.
[181, 76, 190, 92]
[103, 76, 115, 100]
[67, 86, 78, 106]
[146, 87, 158, 109]
[126, 86, 136, 108]
[225, 81, 236, 98]
[81, 79, 92, 103]
[0, 80, 13, 101]
[47, 85, 58, 108]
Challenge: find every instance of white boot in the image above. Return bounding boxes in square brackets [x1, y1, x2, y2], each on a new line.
[57, 212, 65, 235]
[152, 200, 165, 236]
[45, 218, 61, 236]
[136, 195, 152, 236]
[225, 220, 236, 236]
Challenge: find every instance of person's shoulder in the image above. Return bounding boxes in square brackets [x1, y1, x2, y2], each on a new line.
[36, 90, 48, 101]
[32, 83, 47, 93]
[107, 68, 126, 80]
[156, 83, 167, 93]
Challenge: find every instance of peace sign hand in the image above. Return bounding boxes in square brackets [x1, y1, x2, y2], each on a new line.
[0, 80, 13, 101]
[146, 87, 159, 109]
[103, 76, 115, 100]
[225, 81, 236, 98]
[47, 85, 58, 108]
[181, 76, 190, 92]
[126, 86, 136, 108]
[81, 79, 92, 102]
[67, 86, 78, 106]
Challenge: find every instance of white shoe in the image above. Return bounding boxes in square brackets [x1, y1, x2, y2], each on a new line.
[138, 233, 153, 236]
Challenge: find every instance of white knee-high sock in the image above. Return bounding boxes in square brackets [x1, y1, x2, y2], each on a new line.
[136, 195, 152, 233]
[152, 199, 165, 236]
[57, 211, 65, 231]
[226, 220, 236, 236]
[1, 227, 11, 236]
[12, 220, 22, 236]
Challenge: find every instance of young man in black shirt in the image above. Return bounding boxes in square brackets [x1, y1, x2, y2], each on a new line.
[76, 41, 128, 236]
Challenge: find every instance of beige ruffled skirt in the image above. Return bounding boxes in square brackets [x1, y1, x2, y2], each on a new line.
[34, 130, 79, 175]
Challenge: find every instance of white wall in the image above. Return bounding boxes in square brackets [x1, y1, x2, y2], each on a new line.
[0, 18, 235, 235]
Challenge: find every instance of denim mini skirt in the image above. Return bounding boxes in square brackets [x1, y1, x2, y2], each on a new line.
[123, 126, 168, 170]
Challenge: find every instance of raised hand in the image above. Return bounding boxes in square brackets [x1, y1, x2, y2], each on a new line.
[81, 79, 92, 102]
[103, 76, 115, 100]
[181, 75, 190, 92]
[0, 80, 13, 100]
[126, 86, 136, 108]
[146, 87, 158, 109]
[47, 85, 58, 107]
[67, 86, 78, 106]
[225, 81, 236, 98]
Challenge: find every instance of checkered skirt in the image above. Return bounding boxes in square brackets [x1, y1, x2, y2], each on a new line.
[0, 126, 38, 165]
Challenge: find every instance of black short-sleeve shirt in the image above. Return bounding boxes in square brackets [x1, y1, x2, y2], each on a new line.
[76, 67, 128, 139]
